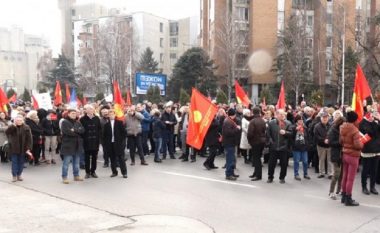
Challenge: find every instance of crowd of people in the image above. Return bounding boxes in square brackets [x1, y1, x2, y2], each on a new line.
[1, 99, 380, 207]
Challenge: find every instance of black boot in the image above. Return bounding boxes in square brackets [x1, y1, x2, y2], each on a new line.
[345, 195, 359, 206]
[341, 192, 346, 204]
[362, 187, 370, 195]
[370, 187, 379, 195]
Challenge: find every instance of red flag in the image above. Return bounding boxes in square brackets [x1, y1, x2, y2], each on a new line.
[54, 81, 63, 106]
[0, 88, 9, 113]
[65, 83, 71, 103]
[32, 95, 39, 109]
[235, 80, 250, 107]
[352, 64, 372, 121]
[126, 90, 132, 106]
[276, 81, 286, 110]
[82, 97, 87, 105]
[8, 93, 17, 103]
[113, 81, 125, 120]
[186, 88, 218, 150]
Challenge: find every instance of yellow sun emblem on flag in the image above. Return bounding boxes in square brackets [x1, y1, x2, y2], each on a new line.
[193, 110, 202, 123]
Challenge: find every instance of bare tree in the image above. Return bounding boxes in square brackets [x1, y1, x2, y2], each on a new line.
[276, 8, 313, 104]
[214, 10, 250, 102]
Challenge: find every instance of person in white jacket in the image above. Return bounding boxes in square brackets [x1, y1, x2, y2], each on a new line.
[240, 109, 252, 164]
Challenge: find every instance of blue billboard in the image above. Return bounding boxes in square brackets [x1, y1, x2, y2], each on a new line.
[135, 73, 167, 96]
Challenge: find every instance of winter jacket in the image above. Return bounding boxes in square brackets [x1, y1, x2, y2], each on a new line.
[80, 115, 101, 151]
[222, 117, 240, 147]
[125, 112, 144, 136]
[102, 119, 126, 156]
[340, 122, 364, 157]
[161, 111, 177, 132]
[292, 124, 308, 152]
[41, 117, 60, 136]
[327, 125, 342, 163]
[266, 119, 292, 152]
[5, 124, 32, 155]
[314, 122, 331, 148]
[140, 110, 152, 132]
[240, 117, 251, 150]
[60, 119, 85, 156]
[247, 114, 267, 146]
[205, 118, 220, 147]
[152, 116, 165, 139]
[25, 118, 43, 146]
[359, 119, 380, 154]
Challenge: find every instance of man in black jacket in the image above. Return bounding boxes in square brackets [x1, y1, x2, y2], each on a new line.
[314, 111, 332, 178]
[359, 111, 380, 195]
[222, 109, 241, 181]
[103, 110, 128, 178]
[80, 105, 101, 179]
[203, 117, 220, 170]
[247, 107, 267, 181]
[161, 105, 177, 159]
[266, 109, 292, 184]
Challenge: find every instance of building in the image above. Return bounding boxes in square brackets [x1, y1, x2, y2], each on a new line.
[72, 11, 199, 94]
[200, 0, 358, 104]
[0, 26, 50, 93]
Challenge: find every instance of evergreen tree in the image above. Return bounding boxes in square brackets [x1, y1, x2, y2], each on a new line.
[136, 47, 159, 74]
[6, 89, 16, 99]
[22, 88, 31, 102]
[168, 47, 217, 101]
[179, 88, 190, 106]
[95, 93, 105, 101]
[146, 85, 161, 103]
[216, 90, 228, 104]
[49, 54, 77, 90]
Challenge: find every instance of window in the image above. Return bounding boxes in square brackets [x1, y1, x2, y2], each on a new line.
[160, 53, 164, 63]
[307, 16, 313, 26]
[170, 53, 177, 65]
[326, 37, 332, 48]
[306, 38, 313, 49]
[170, 38, 178, 47]
[326, 59, 332, 71]
[236, 54, 248, 68]
[160, 38, 164, 48]
[326, 13, 332, 24]
[160, 22, 163, 33]
[236, 7, 249, 21]
[170, 22, 178, 36]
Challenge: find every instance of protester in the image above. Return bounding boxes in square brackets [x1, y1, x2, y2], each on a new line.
[151, 109, 165, 163]
[161, 104, 177, 159]
[292, 114, 310, 181]
[103, 109, 128, 178]
[0, 112, 10, 163]
[314, 110, 332, 178]
[359, 109, 380, 195]
[137, 103, 152, 156]
[41, 110, 60, 164]
[340, 111, 364, 206]
[203, 116, 220, 170]
[5, 114, 32, 182]
[99, 107, 110, 167]
[80, 104, 102, 179]
[60, 109, 85, 184]
[266, 109, 292, 184]
[25, 110, 44, 166]
[240, 109, 252, 164]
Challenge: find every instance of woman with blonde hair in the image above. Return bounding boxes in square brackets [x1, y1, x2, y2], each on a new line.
[25, 111, 44, 166]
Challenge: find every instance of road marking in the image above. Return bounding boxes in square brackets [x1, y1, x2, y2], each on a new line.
[160, 171, 258, 189]
[305, 194, 380, 209]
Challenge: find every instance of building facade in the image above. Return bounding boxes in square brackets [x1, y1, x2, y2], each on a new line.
[200, 0, 359, 104]
[0, 26, 49, 93]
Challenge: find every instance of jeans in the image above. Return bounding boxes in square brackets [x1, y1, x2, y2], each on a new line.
[225, 146, 235, 177]
[11, 154, 25, 177]
[62, 154, 80, 178]
[293, 151, 308, 176]
[361, 156, 379, 189]
[85, 150, 98, 174]
[162, 130, 174, 157]
[153, 137, 162, 161]
[341, 154, 359, 195]
[329, 162, 342, 194]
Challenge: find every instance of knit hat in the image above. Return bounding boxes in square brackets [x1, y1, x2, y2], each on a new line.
[227, 108, 236, 116]
[346, 111, 358, 123]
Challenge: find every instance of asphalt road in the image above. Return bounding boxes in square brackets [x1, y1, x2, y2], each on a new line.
[0, 153, 379, 233]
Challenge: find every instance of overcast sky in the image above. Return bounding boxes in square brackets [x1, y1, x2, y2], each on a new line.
[0, 0, 200, 56]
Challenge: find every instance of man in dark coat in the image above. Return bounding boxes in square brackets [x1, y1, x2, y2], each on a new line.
[60, 109, 85, 184]
[203, 117, 220, 170]
[161, 105, 177, 159]
[266, 109, 292, 184]
[80, 105, 101, 178]
[247, 107, 267, 181]
[103, 109, 128, 178]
